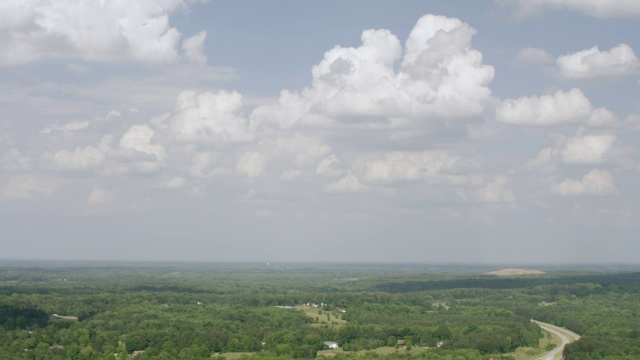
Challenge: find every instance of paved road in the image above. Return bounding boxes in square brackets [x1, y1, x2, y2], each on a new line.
[533, 320, 580, 360]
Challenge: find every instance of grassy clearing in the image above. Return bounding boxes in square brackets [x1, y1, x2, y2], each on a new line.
[215, 352, 254, 359]
[297, 306, 347, 326]
[49, 315, 78, 322]
[504, 329, 562, 360]
[318, 346, 430, 357]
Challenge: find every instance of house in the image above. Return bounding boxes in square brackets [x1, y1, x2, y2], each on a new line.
[324, 341, 339, 349]
[397, 340, 405, 346]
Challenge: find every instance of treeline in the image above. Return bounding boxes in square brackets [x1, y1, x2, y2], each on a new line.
[1, 264, 639, 359]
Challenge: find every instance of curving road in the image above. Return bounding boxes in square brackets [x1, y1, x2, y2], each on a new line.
[533, 320, 581, 360]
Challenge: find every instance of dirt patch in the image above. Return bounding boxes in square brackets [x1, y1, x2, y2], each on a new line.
[485, 269, 545, 276]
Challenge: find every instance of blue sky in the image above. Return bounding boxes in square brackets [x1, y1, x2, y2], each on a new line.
[1, 0, 639, 263]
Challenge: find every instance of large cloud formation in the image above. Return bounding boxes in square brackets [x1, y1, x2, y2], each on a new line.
[252, 14, 495, 130]
[0, 0, 207, 65]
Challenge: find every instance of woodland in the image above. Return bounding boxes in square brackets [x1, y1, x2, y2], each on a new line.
[0, 261, 639, 360]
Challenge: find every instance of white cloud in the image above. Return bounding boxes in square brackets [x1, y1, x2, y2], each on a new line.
[551, 169, 617, 196]
[87, 187, 109, 205]
[561, 133, 616, 164]
[527, 147, 556, 172]
[41, 120, 90, 134]
[516, 47, 553, 63]
[182, 31, 208, 64]
[586, 108, 618, 127]
[357, 151, 478, 185]
[251, 14, 494, 130]
[164, 177, 185, 188]
[0, 0, 205, 65]
[164, 90, 253, 145]
[236, 152, 267, 178]
[325, 173, 367, 193]
[476, 175, 515, 204]
[40, 110, 121, 135]
[273, 134, 331, 168]
[528, 130, 623, 172]
[0, 175, 60, 200]
[496, 88, 606, 125]
[316, 155, 341, 177]
[113, 125, 167, 174]
[52, 135, 112, 171]
[496, 0, 640, 19]
[556, 44, 640, 79]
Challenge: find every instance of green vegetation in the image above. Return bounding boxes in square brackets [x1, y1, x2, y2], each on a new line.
[0, 262, 638, 359]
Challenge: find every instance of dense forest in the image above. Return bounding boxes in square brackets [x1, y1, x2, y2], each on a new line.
[0, 262, 639, 359]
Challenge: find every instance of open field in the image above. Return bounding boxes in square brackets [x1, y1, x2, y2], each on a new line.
[318, 346, 431, 357]
[506, 328, 561, 360]
[215, 352, 255, 359]
[49, 315, 78, 322]
[297, 305, 347, 326]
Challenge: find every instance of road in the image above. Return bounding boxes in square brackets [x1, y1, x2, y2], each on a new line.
[533, 320, 581, 360]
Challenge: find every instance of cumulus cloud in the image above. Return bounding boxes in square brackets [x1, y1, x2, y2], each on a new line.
[528, 130, 622, 172]
[496, 88, 612, 126]
[0, 0, 206, 65]
[41, 111, 121, 134]
[163, 90, 253, 145]
[356, 151, 478, 186]
[325, 173, 368, 193]
[113, 124, 167, 174]
[551, 169, 617, 196]
[41, 120, 90, 135]
[560, 133, 616, 164]
[476, 175, 515, 204]
[251, 14, 494, 130]
[164, 177, 185, 188]
[316, 155, 342, 177]
[496, 0, 640, 19]
[516, 47, 553, 63]
[87, 187, 109, 205]
[0, 175, 60, 200]
[556, 44, 640, 79]
[182, 31, 208, 64]
[236, 152, 267, 178]
[52, 135, 112, 171]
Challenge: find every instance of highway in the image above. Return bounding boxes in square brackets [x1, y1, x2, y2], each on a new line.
[533, 320, 581, 360]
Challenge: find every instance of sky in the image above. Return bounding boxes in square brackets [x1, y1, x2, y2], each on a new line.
[1, 0, 639, 264]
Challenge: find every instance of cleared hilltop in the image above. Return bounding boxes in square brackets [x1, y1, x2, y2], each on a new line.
[485, 268, 545, 276]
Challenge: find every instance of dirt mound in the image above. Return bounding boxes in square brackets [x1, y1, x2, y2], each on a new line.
[485, 268, 545, 276]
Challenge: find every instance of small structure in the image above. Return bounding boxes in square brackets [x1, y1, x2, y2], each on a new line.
[397, 340, 405, 346]
[132, 350, 145, 357]
[324, 341, 339, 349]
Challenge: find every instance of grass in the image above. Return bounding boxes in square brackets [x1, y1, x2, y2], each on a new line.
[215, 352, 254, 359]
[318, 346, 430, 357]
[297, 306, 347, 327]
[49, 316, 78, 322]
[503, 329, 562, 360]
